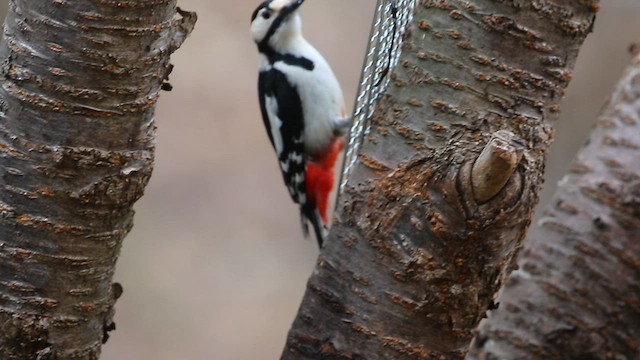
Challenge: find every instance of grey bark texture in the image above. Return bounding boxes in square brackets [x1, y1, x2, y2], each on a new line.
[468, 42, 640, 360]
[0, 1, 195, 359]
[282, 1, 598, 359]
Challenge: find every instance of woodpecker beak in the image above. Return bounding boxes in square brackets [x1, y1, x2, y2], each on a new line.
[285, 0, 304, 12]
[270, 0, 304, 16]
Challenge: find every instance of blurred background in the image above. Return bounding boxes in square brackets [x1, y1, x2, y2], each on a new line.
[0, 1, 638, 359]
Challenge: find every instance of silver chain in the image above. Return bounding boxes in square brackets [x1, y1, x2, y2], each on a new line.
[339, 0, 416, 192]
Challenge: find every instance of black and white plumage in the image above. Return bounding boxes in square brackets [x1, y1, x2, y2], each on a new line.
[251, 0, 349, 246]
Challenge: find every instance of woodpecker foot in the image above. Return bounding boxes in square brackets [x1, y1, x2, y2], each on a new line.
[332, 117, 352, 136]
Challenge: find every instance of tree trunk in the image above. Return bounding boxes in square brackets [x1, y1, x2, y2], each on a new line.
[282, 1, 597, 359]
[0, 3, 6, 22]
[468, 42, 640, 360]
[0, 1, 195, 359]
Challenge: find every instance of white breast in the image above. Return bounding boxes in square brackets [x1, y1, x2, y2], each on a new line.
[273, 39, 345, 156]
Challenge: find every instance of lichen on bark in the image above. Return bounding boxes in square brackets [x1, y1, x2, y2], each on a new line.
[0, 1, 195, 358]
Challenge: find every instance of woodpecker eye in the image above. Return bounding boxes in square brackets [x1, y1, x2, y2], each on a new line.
[262, 10, 271, 19]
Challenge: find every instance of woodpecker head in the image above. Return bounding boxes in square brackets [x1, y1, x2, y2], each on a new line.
[251, 0, 304, 53]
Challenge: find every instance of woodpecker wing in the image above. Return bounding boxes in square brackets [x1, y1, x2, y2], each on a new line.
[257, 71, 276, 150]
[258, 67, 325, 245]
[258, 68, 306, 206]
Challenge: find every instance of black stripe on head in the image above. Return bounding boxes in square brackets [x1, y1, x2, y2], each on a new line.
[251, 1, 269, 22]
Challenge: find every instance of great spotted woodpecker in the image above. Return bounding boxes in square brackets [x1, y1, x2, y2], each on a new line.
[251, 0, 349, 246]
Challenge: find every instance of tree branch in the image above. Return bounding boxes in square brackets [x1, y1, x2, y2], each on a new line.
[471, 130, 524, 204]
[0, 1, 195, 358]
[469, 40, 640, 360]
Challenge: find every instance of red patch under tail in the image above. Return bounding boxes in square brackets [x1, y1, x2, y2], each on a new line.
[306, 139, 344, 226]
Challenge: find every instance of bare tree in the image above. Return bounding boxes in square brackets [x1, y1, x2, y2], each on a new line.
[468, 42, 640, 360]
[0, 1, 195, 359]
[282, 1, 601, 359]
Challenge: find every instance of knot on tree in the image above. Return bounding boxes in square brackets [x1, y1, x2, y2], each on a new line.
[471, 130, 524, 204]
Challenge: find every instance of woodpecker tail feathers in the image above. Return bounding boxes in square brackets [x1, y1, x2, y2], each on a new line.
[301, 204, 325, 247]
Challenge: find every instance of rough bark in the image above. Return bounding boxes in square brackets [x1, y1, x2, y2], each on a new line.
[0, 1, 195, 359]
[282, 1, 597, 359]
[468, 42, 640, 360]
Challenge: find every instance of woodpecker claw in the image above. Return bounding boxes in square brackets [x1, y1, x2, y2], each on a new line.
[333, 117, 352, 136]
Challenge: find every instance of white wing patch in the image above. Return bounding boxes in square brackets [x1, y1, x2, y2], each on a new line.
[265, 95, 284, 156]
[279, 152, 304, 173]
[289, 152, 303, 164]
[292, 172, 304, 184]
[280, 161, 289, 173]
